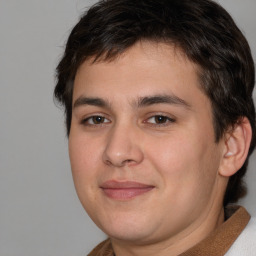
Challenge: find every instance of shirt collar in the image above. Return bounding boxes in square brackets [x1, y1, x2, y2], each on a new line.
[179, 206, 250, 256]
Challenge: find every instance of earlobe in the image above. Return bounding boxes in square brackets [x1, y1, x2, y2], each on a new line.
[219, 117, 252, 177]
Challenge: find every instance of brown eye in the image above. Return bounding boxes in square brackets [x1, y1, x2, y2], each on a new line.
[92, 116, 105, 124]
[146, 115, 175, 126]
[82, 115, 110, 125]
[154, 116, 168, 124]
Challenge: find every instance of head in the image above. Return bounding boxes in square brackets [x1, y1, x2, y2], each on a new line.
[55, 0, 256, 251]
[55, 0, 255, 207]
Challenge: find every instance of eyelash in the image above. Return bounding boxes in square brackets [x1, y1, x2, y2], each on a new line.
[145, 115, 176, 127]
[80, 114, 176, 127]
[81, 115, 110, 126]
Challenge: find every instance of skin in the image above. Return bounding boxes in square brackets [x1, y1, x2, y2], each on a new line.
[69, 41, 251, 256]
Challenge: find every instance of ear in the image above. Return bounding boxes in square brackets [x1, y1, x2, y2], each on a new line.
[219, 117, 252, 177]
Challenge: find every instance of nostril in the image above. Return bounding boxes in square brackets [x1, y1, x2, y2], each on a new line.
[122, 159, 137, 166]
[105, 159, 112, 166]
[103, 158, 135, 167]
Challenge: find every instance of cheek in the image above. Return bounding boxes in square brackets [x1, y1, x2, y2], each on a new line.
[68, 134, 104, 212]
[145, 131, 218, 190]
[145, 133, 222, 224]
[68, 133, 103, 192]
[146, 133, 198, 173]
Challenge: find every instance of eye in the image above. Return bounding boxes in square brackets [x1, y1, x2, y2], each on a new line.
[81, 115, 110, 125]
[146, 115, 175, 125]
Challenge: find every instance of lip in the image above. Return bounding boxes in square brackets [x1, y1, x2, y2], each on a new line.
[100, 180, 155, 200]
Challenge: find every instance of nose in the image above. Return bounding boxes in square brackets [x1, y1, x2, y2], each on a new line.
[102, 123, 144, 167]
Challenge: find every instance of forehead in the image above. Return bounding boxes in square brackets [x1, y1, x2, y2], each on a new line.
[73, 41, 207, 109]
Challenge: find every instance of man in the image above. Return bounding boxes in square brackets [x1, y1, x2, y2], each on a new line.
[54, 0, 256, 255]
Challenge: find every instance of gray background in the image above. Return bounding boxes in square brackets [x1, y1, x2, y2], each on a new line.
[0, 0, 255, 255]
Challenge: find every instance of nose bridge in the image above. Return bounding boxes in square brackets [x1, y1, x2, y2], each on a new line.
[102, 120, 144, 167]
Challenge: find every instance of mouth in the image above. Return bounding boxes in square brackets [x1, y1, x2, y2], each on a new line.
[100, 180, 155, 200]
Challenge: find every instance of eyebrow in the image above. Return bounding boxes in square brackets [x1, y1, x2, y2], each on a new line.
[73, 94, 191, 110]
[136, 94, 191, 109]
[73, 97, 110, 109]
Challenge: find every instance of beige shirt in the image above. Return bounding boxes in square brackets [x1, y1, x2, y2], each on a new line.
[88, 206, 250, 256]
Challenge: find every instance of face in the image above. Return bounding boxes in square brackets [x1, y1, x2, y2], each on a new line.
[69, 42, 226, 245]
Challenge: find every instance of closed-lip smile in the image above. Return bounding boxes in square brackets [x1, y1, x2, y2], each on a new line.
[100, 180, 155, 200]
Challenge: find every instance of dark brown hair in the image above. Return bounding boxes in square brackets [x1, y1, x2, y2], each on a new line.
[54, 0, 256, 206]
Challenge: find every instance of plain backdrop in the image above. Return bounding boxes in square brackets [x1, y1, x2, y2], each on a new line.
[0, 0, 255, 255]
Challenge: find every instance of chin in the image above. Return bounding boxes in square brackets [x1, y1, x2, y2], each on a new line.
[106, 228, 154, 244]
[94, 212, 159, 244]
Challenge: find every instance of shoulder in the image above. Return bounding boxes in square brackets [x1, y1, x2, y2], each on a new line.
[225, 217, 256, 255]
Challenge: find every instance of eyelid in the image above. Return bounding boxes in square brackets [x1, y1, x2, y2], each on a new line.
[80, 113, 111, 126]
[143, 113, 176, 126]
